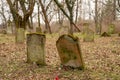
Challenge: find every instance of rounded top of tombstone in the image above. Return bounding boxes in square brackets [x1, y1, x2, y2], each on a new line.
[57, 34, 79, 42]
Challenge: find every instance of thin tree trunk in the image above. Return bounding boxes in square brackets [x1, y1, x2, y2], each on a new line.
[54, 0, 81, 32]
[37, 2, 42, 32]
[113, 0, 116, 20]
[39, 0, 52, 34]
[95, 0, 99, 34]
[75, 0, 79, 23]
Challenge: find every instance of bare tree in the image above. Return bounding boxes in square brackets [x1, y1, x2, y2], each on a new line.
[116, 0, 120, 17]
[6, 0, 35, 43]
[102, 0, 116, 24]
[75, 0, 81, 23]
[94, 0, 106, 34]
[57, 6, 64, 26]
[117, 0, 120, 8]
[39, 0, 52, 34]
[54, 0, 80, 35]
[95, 0, 99, 34]
[37, 2, 41, 29]
[0, 0, 7, 29]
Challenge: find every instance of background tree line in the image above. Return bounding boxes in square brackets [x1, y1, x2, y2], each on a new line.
[0, 0, 120, 37]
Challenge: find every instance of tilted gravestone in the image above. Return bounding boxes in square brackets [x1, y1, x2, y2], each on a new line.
[16, 28, 25, 43]
[27, 33, 46, 66]
[56, 35, 84, 70]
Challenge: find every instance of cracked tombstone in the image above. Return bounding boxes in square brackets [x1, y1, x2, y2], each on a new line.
[27, 33, 46, 66]
[83, 23, 94, 42]
[56, 35, 84, 70]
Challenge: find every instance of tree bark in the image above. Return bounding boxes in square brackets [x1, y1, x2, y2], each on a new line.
[39, 0, 52, 34]
[54, 0, 80, 35]
[6, 0, 35, 43]
[95, 0, 99, 34]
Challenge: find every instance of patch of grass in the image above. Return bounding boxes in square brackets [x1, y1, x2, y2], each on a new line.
[111, 50, 117, 53]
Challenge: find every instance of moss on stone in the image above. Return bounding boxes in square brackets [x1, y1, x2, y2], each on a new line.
[27, 32, 45, 36]
[101, 32, 111, 37]
[78, 66, 84, 70]
[27, 33, 46, 66]
[57, 34, 78, 43]
[56, 34, 84, 70]
[83, 27, 94, 42]
[68, 34, 78, 41]
[36, 27, 42, 33]
[16, 28, 25, 43]
[60, 47, 77, 64]
[108, 24, 115, 34]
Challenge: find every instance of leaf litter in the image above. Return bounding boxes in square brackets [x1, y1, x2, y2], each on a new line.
[0, 34, 120, 80]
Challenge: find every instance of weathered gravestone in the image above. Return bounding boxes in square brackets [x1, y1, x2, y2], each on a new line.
[27, 33, 46, 66]
[16, 28, 25, 43]
[56, 35, 84, 70]
[7, 26, 12, 34]
[7, 20, 12, 34]
[108, 24, 115, 34]
[36, 27, 42, 33]
[83, 23, 94, 42]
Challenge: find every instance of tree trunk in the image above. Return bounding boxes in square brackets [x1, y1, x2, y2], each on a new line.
[75, 0, 79, 23]
[39, 0, 52, 34]
[95, 0, 99, 34]
[58, 9, 63, 26]
[6, 0, 35, 43]
[113, 0, 116, 20]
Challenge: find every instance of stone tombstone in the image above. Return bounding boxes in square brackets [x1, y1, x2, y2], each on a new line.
[56, 35, 84, 69]
[7, 20, 12, 34]
[83, 23, 94, 42]
[108, 24, 115, 34]
[27, 33, 46, 66]
[7, 26, 12, 34]
[83, 28, 94, 42]
[16, 28, 25, 43]
[36, 27, 42, 33]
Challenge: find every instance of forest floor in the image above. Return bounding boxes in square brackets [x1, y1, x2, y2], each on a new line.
[0, 33, 120, 80]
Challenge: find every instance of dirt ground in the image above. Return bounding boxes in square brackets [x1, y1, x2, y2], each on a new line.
[0, 33, 120, 80]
